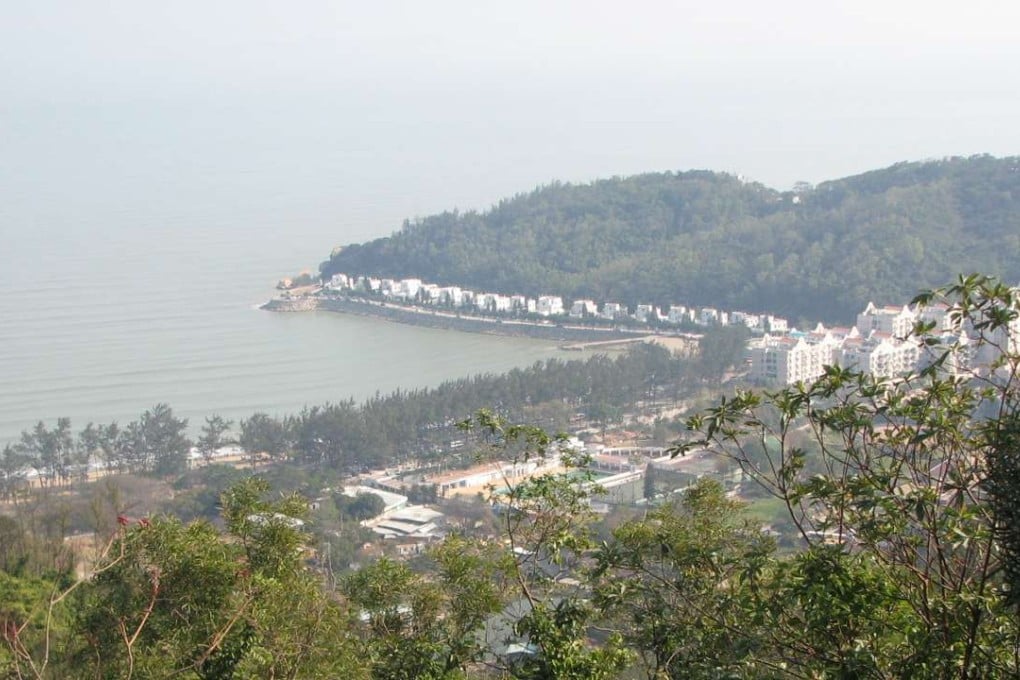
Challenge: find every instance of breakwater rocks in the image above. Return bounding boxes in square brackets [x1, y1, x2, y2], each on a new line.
[262, 296, 650, 343]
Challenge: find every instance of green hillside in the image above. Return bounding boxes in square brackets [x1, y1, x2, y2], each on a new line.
[321, 155, 1020, 323]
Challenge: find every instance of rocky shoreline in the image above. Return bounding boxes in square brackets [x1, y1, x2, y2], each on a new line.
[262, 295, 656, 344]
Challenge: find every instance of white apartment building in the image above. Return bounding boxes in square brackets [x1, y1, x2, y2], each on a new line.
[856, 302, 916, 339]
[840, 332, 920, 379]
[749, 333, 841, 384]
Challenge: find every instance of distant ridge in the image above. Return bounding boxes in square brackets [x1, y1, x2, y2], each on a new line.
[321, 155, 1020, 323]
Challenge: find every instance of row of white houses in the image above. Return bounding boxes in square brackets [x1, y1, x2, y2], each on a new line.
[749, 301, 1020, 384]
[325, 273, 1020, 386]
[325, 273, 789, 332]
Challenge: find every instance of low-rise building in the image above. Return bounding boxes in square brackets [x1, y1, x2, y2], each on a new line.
[601, 302, 626, 320]
[439, 286, 464, 306]
[419, 283, 442, 303]
[328, 273, 351, 290]
[730, 311, 760, 328]
[569, 299, 598, 318]
[510, 295, 533, 313]
[536, 296, 564, 317]
[698, 308, 720, 326]
[633, 304, 656, 323]
[366, 506, 444, 540]
[763, 315, 788, 333]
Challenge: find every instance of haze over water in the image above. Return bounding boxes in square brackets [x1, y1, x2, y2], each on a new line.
[0, 105, 576, 445]
[4, 2, 1020, 444]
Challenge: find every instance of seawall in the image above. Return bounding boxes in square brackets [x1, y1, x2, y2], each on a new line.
[262, 296, 653, 343]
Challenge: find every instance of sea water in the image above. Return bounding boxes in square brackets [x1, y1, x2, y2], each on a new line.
[0, 100, 568, 445]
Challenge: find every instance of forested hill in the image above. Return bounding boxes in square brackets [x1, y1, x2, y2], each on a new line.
[320, 155, 1020, 323]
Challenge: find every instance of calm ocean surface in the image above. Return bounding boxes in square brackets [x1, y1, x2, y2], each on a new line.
[0, 102, 572, 445]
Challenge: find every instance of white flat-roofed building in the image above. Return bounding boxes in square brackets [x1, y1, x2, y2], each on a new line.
[510, 295, 530, 312]
[601, 302, 626, 320]
[395, 278, 422, 299]
[569, 299, 598, 318]
[495, 295, 513, 312]
[475, 293, 512, 313]
[328, 273, 351, 290]
[730, 311, 760, 328]
[536, 296, 564, 317]
[439, 286, 464, 306]
[764, 315, 788, 333]
[420, 283, 442, 303]
[698, 308, 719, 326]
[666, 305, 689, 325]
[633, 304, 656, 323]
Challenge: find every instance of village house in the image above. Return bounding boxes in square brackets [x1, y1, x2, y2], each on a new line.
[763, 315, 788, 333]
[438, 286, 464, 306]
[418, 283, 442, 303]
[569, 299, 598, 318]
[508, 295, 530, 313]
[633, 304, 656, 323]
[328, 273, 351, 290]
[475, 293, 512, 313]
[698, 307, 720, 325]
[536, 295, 564, 317]
[730, 311, 763, 329]
[601, 302, 626, 320]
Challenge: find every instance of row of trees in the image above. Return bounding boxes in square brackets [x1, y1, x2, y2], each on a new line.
[1, 404, 192, 493]
[4, 342, 716, 489]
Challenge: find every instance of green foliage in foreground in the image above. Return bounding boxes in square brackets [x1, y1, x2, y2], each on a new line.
[6, 275, 1020, 678]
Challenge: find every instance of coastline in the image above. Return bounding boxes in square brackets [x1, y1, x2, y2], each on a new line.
[261, 295, 686, 346]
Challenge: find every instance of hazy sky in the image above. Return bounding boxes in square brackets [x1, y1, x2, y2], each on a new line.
[4, 0, 1020, 195]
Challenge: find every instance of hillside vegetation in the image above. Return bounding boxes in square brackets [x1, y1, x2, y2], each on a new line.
[321, 155, 1020, 323]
